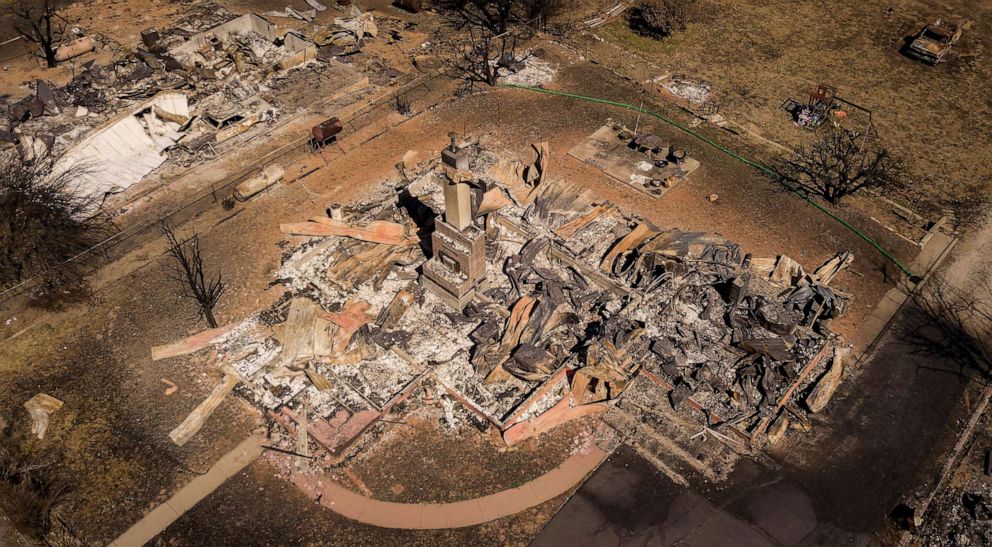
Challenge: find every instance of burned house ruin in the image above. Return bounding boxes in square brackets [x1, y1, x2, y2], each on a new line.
[157, 135, 853, 459]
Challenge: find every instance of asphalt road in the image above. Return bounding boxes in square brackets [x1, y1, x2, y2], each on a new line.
[533, 301, 974, 546]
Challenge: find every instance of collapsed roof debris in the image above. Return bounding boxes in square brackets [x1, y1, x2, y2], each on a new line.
[264, 6, 317, 23]
[53, 92, 191, 197]
[331, 6, 379, 47]
[152, 137, 853, 454]
[263, 0, 327, 22]
[167, 13, 317, 78]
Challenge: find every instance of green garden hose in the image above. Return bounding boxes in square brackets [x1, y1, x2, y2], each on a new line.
[500, 83, 914, 277]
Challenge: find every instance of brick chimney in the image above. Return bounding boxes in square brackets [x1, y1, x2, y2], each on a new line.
[443, 179, 472, 231]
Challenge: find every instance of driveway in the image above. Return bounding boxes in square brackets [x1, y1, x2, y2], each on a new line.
[533, 300, 975, 546]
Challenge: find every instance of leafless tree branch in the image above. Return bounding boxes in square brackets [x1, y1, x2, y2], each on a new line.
[8, 0, 69, 68]
[161, 222, 226, 328]
[777, 128, 903, 204]
[447, 27, 523, 91]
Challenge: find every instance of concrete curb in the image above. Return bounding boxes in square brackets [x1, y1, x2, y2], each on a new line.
[293, 446, 610, 529]
[852, 229, 958, 362]
[108, 435, 265, 547]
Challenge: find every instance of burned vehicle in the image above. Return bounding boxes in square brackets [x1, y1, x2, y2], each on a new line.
[906, 19, 962, 65]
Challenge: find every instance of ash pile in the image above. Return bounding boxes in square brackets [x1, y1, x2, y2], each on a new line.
[474, 148, 852, 444]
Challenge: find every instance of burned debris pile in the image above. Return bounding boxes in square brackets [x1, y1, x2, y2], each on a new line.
[1, 3, 370, 200]
[474, 182, 848, 441]
[568, 122, 701, 198]
[152, 136, 852, 455]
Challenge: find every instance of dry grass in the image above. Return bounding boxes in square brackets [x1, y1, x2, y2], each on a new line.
[594, 0, 992, 213]
[0, 431, 69, 540]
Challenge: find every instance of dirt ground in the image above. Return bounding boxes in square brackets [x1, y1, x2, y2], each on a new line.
[0, 1, 970, 543]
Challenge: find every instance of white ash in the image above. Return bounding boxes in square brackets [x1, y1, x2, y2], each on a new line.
[300, 382, 369, 420]
[434, 353, 531, 424]
[231, 338, 281, 378]
[436, 384, 461, 429]
[501, 55, 558, 87]
[324, 351, 417, 409]
[660, 76, 712, 104]
[562, 213, 623, 257]
[306, 367, 375, 415]
[513, 374, 568, 423]
[398, 293, 477, 363]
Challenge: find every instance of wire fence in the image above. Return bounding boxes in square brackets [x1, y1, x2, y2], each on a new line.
[0, 35, 31, 64]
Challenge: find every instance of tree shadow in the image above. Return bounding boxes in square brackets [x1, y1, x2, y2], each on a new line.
[902, 272, 992, 385]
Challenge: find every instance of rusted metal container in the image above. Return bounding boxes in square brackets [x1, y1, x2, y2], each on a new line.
[311, 117, 343, 145]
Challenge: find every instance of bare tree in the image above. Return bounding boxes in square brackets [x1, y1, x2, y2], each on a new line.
[520, 0, 566, 26]
[162, 222, 226, 328]
[0, 155, 101, 306]
[629, 0, 694, 38]
[907, 271, 992, 383]
[778, 128, 902, 204]
[9, 0, 68, 69]
[439, 0, 517, 34]
[448, 27, 520, 90]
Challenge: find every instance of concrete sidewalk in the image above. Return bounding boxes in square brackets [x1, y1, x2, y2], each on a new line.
[109, 435, 265, 547]
[853, 229, 957, 354]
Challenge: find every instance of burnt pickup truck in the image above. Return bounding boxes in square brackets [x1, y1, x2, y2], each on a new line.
[906, 19, 963, 65]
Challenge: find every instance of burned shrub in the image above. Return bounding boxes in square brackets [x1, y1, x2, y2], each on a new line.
[0, 155, 103, 306]
[0, 432, 69, 539]
[629, 0, 695, 39]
